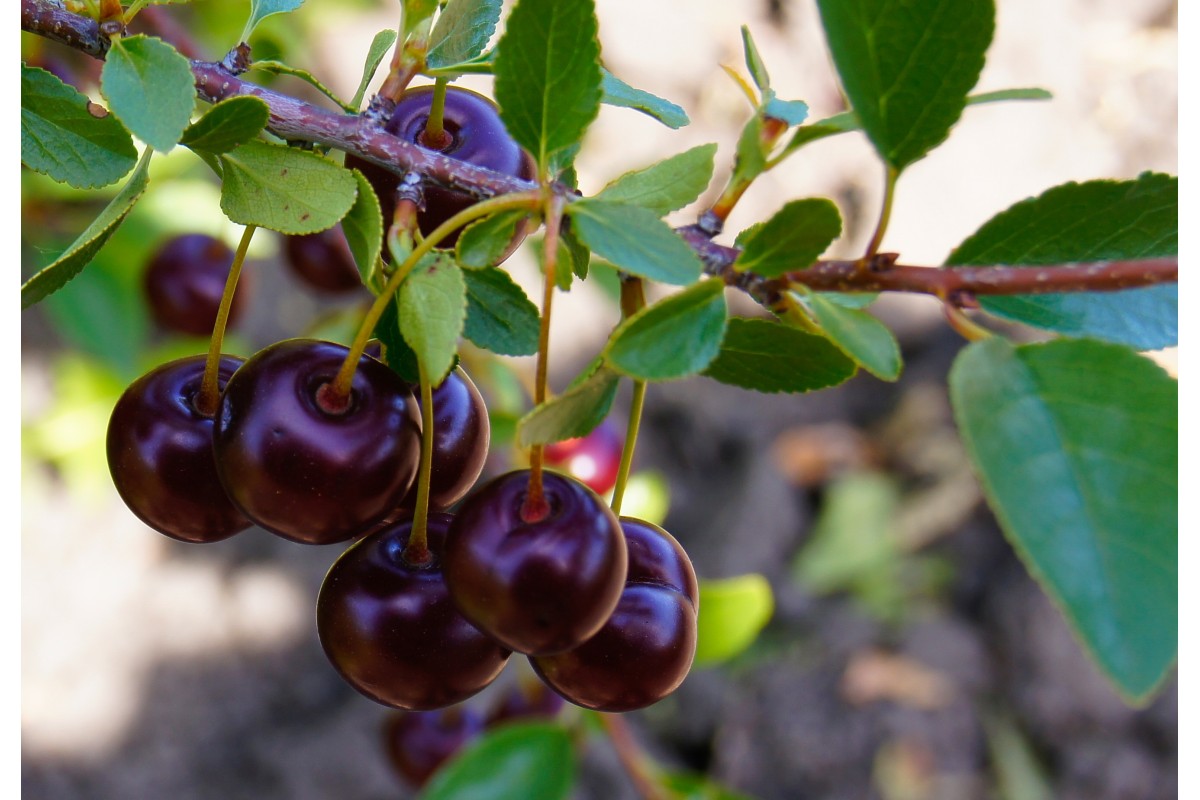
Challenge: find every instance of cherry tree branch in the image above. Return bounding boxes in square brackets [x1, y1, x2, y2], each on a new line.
[23, 0, 1179, 305]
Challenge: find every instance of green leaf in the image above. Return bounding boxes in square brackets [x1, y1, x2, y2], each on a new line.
[815, 0, 994, 170]
[180, 96, 270, 153]
[22, 149, 153, 309]
[948, 173, 1178, 350]
[734, 198, 842, 277]
[42, 257, 150, 379]
[374, 296, 420, 383]
[605, 280, 727, 381]
[456, 210, 529, 268]
[660, 772, 755, 800]
[402, 0, 439, 38]
[243, 0, 305, 42]
[740, 25, 770, 92]
[702, 318, 857, 393]
[21, 64, 137, 189]
[517, 368, 620, 447]
[418, 721, 574, 800]
[566, 201, 703, 286]
[804, 292, 901, 381]
[399, 255, 467, 384]
[251, 60, 353, 111]
[563, 225, 591, 281]
[732, 114, 766, 184]
[600, 68, 689, 129]
[949, 337, 1177, 701]
[219, 141, 358, 234]
[495, 0, 601, 171]
[463, 268, 540, 356]
[594, 143, 718, 216]
[694, 575, 774, 666]
[350, 30, 398, 109]
[428, 0, 502, 69]
[342, 170, 383, 285]
[100, 35, 195, 153]
[968, 87, 1052, 104]
[792, 472, 900, 593]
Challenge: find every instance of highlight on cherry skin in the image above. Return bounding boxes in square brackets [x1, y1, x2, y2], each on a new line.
[443, 469, 628, 656]
[106, 354, 251, 544]
[212, 338, 422, 545]
[531, 517, 700, 712]
[142, 233, 246, 337]
[344, 84, 536, 253]
[317, 513, 511, 711]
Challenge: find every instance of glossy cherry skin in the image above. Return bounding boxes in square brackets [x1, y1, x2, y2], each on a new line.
[400, 367, 490, 512]
[486, 678, 565, 726]
[382, 706, 485, 788]
[282, 225, 363, 294]
[213, 339, 422, 544]
[143, 233, 244, 337]
[106, 355, 251, 544]
[444, 470, 628, 656]
[543, 419, 624, 496]
[317, 514, 511, 710]
[345, 85, 536, 250]
[530, 518, 699, 712]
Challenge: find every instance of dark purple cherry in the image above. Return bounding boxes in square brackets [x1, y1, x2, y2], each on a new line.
[345, 85, 536, 252]
[382, 706, 485, 788]
[444, 470, 627, 656]
[486, 678, 565, 726]
[213, 339, 421, 544]
[530, 518, 699, 712]
[401, 367, 490, 512]
[317, 514, 511, 709]
[143, 233, 245, 337]
[543, 419, 624, 496]
[106, 355, 250, 543]
[282, 225, 363, 294]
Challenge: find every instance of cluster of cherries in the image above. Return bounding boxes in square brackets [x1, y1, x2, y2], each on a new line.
[105, 84, 700, 718]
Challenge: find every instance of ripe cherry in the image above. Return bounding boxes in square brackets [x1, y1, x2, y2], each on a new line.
[345, 85, 535, 252]
[212, 339, 422, 544]
[486, 678, 565, 726]
[317, 513, 511, 710]
[143, 233, 244, 337]
[530, 518, 699, 712]
[106, 354, 251, 544]
[382, 706, 484, 788]
[282, 225, 363, 294]
[543, 419, 624, 496]
[444, 470, 627, 656]
[401, 367, 490, 512]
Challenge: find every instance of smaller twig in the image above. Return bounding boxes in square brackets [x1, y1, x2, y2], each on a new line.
[597, 714, 671, 800]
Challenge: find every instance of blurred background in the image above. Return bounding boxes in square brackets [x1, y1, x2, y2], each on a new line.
[21, 0, 1177, 797]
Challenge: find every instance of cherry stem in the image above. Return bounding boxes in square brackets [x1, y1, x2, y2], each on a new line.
[404, 358, 435, 566]
[522, 192, 566, 523]
[610, 277, 648, 517]
[327, 191, 542, 407]
[195, 224, 256, 418]
[863, 164, 898, 259]
[420, 76, 452, 149]
[943, 301, 994, 341]
[597, 713, 671, 800]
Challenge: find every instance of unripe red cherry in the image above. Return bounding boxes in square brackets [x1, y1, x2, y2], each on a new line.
[282, 225, 363, 294]
[143, 233, 245, 337]
[317, 513, 511, 710]
[530, 518, 699, 712]
[543, 419, 624, 496]
[345, 85, 535, 253]
[213, 339, 422, 544]
[382, 707, 485, 788]
[106, 354, 250, 544]
[444, 470, 628, 656]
